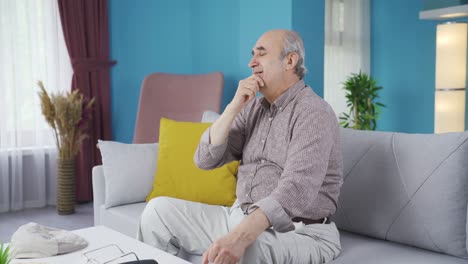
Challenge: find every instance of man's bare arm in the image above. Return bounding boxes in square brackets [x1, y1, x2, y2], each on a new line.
[209, 75, 263, 145]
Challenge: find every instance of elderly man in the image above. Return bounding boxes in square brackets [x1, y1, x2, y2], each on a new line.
[138, 29, 343, 264]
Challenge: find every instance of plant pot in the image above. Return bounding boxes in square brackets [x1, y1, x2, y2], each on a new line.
[56, 158, 76, 215]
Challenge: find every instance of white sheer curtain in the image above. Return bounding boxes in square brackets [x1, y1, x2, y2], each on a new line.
[0, 0, 72, 212]
[324, 0, 370, 118]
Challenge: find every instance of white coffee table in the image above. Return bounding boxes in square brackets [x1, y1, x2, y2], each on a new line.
[10, 225, 191, 264]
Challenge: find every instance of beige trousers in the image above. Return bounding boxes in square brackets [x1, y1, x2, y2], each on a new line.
[137, 197, 341, 264]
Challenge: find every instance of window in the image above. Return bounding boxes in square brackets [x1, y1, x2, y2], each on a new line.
[0, 0, 72, 149]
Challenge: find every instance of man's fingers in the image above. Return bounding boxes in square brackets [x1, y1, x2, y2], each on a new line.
[251, 74, 265, 87]
[239, 89, 256, 103]
[231, 75, 262, 111]
[246, 82, 259, 93]
[213, 253, 225, 264]
[208, 246, 219, 263]
[214, 251, 235, 264]
[243, 78, 261, 90]
[239, 81, 256, 91]
[237, 81, 257, 97]
[240, 82, 258, 99]
[202, 252, 209, 264]
[247, 74, 264, 87]
[243, 86, 257, 97]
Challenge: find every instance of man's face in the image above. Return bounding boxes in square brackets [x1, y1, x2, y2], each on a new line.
[248, 32, 286, 90]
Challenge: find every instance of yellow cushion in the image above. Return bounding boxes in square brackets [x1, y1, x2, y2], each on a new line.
[146, 118, 238, 206]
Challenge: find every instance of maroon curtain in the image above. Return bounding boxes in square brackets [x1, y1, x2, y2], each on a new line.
[58, 0, 115, 202]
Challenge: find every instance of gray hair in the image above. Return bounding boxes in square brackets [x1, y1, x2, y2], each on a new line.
[279, 31, 307, 79]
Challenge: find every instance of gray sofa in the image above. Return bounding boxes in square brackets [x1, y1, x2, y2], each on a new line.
[93, 126, 468, 263]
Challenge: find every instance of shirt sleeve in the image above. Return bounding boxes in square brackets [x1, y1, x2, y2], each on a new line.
[194, 111, 247, 170]
[253, 108, 337, 232]
[251, 197, 295, 231]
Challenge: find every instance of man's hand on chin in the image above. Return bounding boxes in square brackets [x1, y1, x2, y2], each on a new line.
[202, 208, 271, 264]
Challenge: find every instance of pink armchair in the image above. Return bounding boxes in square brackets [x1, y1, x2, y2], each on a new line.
[133, 72, 224, 143]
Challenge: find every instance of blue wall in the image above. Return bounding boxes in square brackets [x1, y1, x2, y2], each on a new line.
[110, 0, 325, 142]
[372, 0, 438, 133]
[372, 0, 468, 133]
[191, 1, 240, 109]
[111, 0, 465, 140]
[110, 0, 193, 142]
[423, 0, 468, 10]
[292, 0, 325, 97]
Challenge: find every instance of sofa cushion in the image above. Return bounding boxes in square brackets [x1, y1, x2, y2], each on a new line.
[99, 203, 147, 238]
[98, 140, 159, 208]
[146, 118, 239, 206]
[201, 111, 221, 123]
[332, 128, 468, 258]
[330, 231, 468, 264]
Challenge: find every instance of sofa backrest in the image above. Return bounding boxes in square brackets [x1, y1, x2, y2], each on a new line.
[332, 128, 468, 258]
[133, 72, 223, 143]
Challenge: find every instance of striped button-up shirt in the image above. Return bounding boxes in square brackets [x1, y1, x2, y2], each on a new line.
[194, 79, 343, 232]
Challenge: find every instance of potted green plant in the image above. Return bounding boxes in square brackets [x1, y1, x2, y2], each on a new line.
[0, 243, 11, 264]
[38, 81, 95, 215]
[339, 71, 385, 130]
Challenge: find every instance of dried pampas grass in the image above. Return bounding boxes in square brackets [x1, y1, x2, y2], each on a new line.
[38, 81, 95, 159]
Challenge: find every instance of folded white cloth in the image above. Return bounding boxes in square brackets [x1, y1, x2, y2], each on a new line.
[10, 222, 88, 259]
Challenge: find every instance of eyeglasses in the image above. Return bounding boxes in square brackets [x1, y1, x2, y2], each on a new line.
[82, 244, 141, 264]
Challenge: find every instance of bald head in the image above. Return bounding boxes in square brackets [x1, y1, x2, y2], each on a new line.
[261, 30, 307, 79]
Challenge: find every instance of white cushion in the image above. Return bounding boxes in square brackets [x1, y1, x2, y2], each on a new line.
[202, 111, 221, 123]
[97, 140, 158, 208]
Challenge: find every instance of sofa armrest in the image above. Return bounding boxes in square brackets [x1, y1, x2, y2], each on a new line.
[92, 165, 105, 225]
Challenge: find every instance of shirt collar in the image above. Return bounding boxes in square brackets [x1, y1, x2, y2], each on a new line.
[260, 79, 306, 111]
